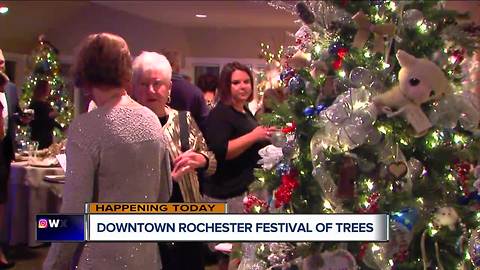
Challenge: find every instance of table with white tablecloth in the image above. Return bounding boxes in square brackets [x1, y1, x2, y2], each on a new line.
[6, 161, 64, 247]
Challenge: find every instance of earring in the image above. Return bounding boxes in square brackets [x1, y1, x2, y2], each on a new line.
[167, 91, 171, 104]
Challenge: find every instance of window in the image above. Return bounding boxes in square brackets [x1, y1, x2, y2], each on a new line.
[194, 65, 220, 87]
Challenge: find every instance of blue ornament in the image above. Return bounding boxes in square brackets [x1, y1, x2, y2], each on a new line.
[304, 104, 326, 117]
[276, 163, 291, 176]
[288, 75, 305, 94]
[328, 42, 343, 55]
[315, 104, 326, 114]
[280, 68, 295, 81]
[391, 208, 418, 231]
[458, 195, 470, 205]
[303, 106, 315, 117]
[369, 0, 384, 5]
[474, 193, 480, 202]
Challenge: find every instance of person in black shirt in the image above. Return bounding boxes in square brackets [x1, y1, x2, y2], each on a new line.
[197, 74, 218, 110]
[162, 50, 209, 132]
[29, 80, 63, 149]
[203, 62, 276, 213]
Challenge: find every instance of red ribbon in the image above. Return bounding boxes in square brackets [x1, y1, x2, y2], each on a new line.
[332, 47, 348, 70]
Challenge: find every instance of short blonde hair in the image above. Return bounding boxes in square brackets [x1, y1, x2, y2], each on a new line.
[72, 33, 132, 89]
[132, 51, 172, 85]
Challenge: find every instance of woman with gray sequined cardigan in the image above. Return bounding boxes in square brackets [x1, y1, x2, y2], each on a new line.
[43, 33, 172, 270]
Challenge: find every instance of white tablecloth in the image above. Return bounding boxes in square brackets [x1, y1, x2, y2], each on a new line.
[6, 161, 64, 247]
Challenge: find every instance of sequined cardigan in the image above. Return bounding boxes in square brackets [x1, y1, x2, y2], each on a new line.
[43, 102, 171, 270]
[163, 108, 216, 202]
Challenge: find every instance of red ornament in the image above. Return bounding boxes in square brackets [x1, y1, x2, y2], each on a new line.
[337, 47, 349, 58]
[243, 194, 269, 213]
[274, 170, 299, 208]
[454, 160, 472, 196]
[337, 157, 357, 199]
[360, 192, 380, 213]
[282, 122, 296, 134]
[357, 243, 368, 260]
[332, 47, 348, 70]
[452, 49, 465, 65]
[394, 250, 409, 263]
[332, 58, 343, 70]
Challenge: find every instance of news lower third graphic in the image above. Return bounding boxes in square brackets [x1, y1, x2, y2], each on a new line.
[36, 214, 85, 241]
[37, 203, 390, 242]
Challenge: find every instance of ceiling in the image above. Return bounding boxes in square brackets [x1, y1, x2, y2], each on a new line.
[92, 1, 298, 28]
[0, 1, 478, 57]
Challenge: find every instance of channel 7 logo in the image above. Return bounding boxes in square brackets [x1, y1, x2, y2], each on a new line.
[38, 218, 68, 229]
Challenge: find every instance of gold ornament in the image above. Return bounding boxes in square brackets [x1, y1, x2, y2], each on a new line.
[288, 50, 311, 69]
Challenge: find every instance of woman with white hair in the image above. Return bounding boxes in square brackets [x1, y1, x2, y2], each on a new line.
[132, 51, 216, 270]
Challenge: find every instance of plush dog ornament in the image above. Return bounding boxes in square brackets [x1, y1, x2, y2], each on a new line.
[373, 50, 451, 135]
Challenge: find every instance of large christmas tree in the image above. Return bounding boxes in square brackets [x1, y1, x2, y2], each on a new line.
[19, 35, 73, 141]
[240, 1, 480, 269]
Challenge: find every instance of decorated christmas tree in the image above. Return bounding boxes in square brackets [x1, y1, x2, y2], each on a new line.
[241, 1, 480, 269]
[19, 35, 73, 140]
[251, 43, 284, 115]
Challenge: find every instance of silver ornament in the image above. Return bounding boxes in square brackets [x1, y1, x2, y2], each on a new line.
[424, 21, 437, 31]
[349, 67, 373, 88]
[305, 81, 318, 97]
[469, 229, 480, 267]
[251, 261, 267, 270]
[407, 158, 423, 181]
[370, 79, 385, 93]
[282, 141, 297, 159]
[365, 129, 382, 145]
[357, 158, 376, 173]
[458, 92, 480, 131]
[403, 9, 424, 28]
[271, 131, 287, 147]
[324, 102, 350, 125]
[429, 96, 458, 129]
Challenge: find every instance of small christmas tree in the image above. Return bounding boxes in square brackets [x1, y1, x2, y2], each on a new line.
[19, 35, 73, 141]
[241, 1, 480, 269]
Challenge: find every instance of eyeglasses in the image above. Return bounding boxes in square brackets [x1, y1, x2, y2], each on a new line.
[140, 79, 168, 90]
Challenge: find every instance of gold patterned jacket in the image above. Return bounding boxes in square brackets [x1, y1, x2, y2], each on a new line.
[162, 108, 216, 202]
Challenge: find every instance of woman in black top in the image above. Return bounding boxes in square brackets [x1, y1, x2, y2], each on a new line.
[29, 80, 62, 149]
[204, 62, 276, 213]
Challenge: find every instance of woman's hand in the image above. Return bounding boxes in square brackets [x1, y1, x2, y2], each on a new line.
[249, 126, 277, 142]
[49, 110, 59, 118]
[171, 163, 193, 182]
[225, 126, 278, 160]
[171, 150, 207, 182]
